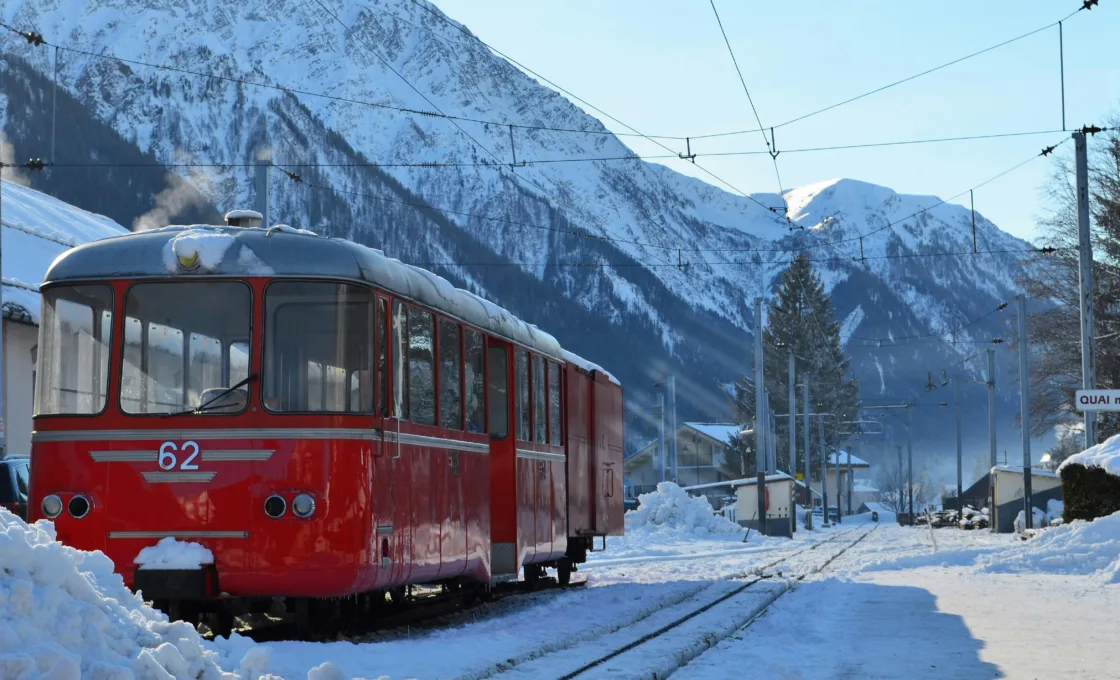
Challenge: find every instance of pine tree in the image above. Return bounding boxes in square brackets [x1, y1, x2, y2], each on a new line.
[725, 253, 861, 480]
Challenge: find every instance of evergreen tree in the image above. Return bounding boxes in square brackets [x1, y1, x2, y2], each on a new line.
[723, 253, 861, 480]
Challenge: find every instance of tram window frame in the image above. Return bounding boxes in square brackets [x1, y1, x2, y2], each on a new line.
[465, 329, 485, 434]
[487, 346, 509, 439]
[408, 306, 436, 426]
[35, 284, 115, 417]
[376, 297, 389, 417]
[262, 280, 374, 415]
[119, 280, 252, 416]
[438, 318, 462, 430]
[515, 349, 530, 442]
[391, 300, 409, 420]
[532, 354, 547, 444]
[548, 361, 562, 447]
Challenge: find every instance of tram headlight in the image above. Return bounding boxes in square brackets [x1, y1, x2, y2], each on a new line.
[292, 493, 316, 519]
[264, 495, 286, 518]
[41, 494, 63, 519]
[68, 495, 91, 519]
[175, 246, 200, 271]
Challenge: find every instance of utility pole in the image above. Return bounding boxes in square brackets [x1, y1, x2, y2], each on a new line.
[818, 415, 828, 526]
[1018, 294, 1033, 529]
[668, 375, 678, 482]
[987, 348, 997, 530]
[848, 438, 855, 516]
[907, 404, 914, 525]
[1074, 131, 1097, 449]
[802, 381, 810, 509]
[0, 175, 5, 457]
[955, 379, 963, 512]
[788, 349, 796, 478]
[754, 298, 767, 534]
[657, 391, 666, 483]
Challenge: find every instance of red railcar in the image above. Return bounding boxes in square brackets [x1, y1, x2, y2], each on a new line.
[28, 213, 623, 632]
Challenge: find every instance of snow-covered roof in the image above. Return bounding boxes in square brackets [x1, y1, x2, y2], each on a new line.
[44, 224, 577, 363]
[853, 481, 880, 493]
[991, 465, 1060, 480]
[828, 450, 870, 467]
[561, 349, 620, 386]
[1059, 433, 1120, 477]
[682, 472, 793, 491]
[858, 502, 895, 515]
[1, 182, 128, 324]
[683, 423, 744, 444]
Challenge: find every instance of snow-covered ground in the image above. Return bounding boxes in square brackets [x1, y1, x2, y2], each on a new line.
[5, 483, 1120, 679]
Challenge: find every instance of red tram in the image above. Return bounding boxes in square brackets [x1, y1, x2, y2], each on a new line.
[28, 211, 624, 633]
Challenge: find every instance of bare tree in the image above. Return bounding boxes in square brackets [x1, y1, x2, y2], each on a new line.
[877, 464, 935, 513]
[1017, 122, 1120, 442]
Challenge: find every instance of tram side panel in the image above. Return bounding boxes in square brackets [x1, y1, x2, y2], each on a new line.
[591, 373, 626, 536]
[563, 364, 594, 540]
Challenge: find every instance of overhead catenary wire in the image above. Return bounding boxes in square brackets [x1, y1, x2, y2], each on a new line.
[403, 0, 790, 221]
[707, 0, 785, 202]
[687, 3, 1092, 140]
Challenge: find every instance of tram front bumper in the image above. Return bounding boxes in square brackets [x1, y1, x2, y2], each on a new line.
[133, 564, 220, 600]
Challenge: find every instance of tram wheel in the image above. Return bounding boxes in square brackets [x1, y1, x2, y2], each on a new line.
[206, 611, 235, 639]
[523, 563, 545, 589]
[556, 560, 572, 587]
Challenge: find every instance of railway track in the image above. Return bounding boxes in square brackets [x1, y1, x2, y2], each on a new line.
[454, 526, 870, 680]
[552, 525, 878, 680]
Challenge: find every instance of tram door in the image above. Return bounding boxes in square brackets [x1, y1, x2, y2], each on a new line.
[486, 340, 519, 575]
[375, 297, 411, 587]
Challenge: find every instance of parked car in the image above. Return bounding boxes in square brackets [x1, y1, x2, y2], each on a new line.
[0, 456, 30, 520]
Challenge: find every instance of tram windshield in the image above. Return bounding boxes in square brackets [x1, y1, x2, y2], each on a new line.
[35, 285, 114, 416]
[120, 281, 252, 415]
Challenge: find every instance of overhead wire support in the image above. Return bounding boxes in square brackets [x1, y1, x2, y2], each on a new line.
[688, 2, 1094, 140]
[404, 0, 787, 225]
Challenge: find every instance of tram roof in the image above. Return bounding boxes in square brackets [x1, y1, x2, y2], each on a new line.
[44, 224, 569, 360]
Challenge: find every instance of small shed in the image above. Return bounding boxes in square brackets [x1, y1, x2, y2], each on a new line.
[990, 465, 1063, 533]
[733, 472, 795, 537]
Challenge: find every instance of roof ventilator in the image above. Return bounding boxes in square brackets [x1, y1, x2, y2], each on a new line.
[224, 209, 263, 229]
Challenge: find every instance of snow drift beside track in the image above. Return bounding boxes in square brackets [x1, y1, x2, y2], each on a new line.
[0, 509, 235, 679]
[626, 482, 743, 537]
[978, 510, 1120, 584]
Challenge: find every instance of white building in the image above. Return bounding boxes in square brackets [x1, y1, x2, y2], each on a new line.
[809, 450, 871, 514]
[1, 182, 127, 455]
[624, 422, 743, 496]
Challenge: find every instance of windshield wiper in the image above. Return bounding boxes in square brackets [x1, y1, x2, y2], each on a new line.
[162, 373, 258, 417]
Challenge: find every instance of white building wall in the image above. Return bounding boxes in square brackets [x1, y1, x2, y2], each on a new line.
[4, 320, 38, 456]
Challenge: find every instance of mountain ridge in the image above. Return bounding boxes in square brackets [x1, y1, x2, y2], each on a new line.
[0, 0, 1036, 466]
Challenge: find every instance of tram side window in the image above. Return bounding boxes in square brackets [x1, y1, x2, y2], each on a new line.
[488, 346, 508, 439]
[377, 298, 388, 417]
[263, 281, 372, 413]
[439, 319, 462, 430]
[465, 330, 485, 433]
[515, 349, 530, 441]
[409, 308, 436, 426]
[532, 355, 547, 443]
[36, 285, 114, 416]
[548, 361, 562, 447]
[391, 301, 409, 419]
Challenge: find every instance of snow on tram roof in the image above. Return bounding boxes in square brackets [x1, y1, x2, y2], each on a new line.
[43, 224, 572, 360]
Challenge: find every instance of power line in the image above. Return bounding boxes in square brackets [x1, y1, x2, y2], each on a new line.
[404, 0, 789, 221]
[707, 0, 785, 204]
[689, 3, 1091, 140]
[698, 137, 1072, 254]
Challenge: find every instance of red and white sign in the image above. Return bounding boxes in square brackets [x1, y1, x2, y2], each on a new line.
[1075, 389, 1120, 411]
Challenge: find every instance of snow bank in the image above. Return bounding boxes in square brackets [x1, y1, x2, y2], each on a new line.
[135, 537, 214, 570]
[626, 482, 743, 537]
[1060, 433, 1120, 477]
[0, 510, 235, 679]
[979, 510, 1120, 584]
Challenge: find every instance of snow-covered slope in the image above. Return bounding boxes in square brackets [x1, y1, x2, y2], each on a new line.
[0, 0, 1029, 450]
[1, 181, 128, 323]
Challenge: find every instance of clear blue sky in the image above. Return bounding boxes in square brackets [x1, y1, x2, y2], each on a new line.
[435, 0, 1119, 241]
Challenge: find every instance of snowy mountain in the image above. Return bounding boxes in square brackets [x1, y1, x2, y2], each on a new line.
[0, 0, 1031, 458]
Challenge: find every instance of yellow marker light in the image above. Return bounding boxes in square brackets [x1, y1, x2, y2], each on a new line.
[176, 248, 200, 271]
